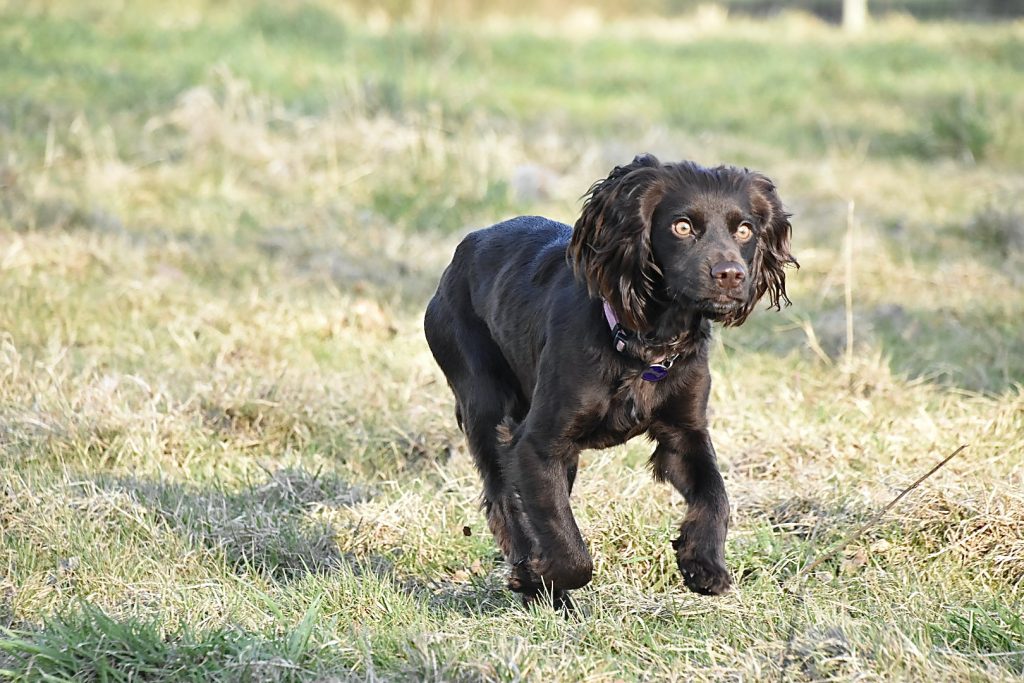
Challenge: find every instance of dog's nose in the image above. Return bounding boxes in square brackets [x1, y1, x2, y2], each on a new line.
[710, 261, 746, 290]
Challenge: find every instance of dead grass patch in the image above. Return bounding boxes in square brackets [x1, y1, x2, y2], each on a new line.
[904, 484, 1024, 586]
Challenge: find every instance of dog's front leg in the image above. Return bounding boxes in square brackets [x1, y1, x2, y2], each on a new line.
[506, 414, 593, 599]
[650, 402, 732, 596]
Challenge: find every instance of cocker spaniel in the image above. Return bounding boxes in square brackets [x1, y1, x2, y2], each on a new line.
[424, 154, 796, 608]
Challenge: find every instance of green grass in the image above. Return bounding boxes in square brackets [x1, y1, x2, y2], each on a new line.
[1, 1, 1023, 680]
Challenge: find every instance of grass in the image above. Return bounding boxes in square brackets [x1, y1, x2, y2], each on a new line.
[1, 1, 1023, 680]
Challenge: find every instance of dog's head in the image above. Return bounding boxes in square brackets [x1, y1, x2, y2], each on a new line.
[568, 154, 797, 332]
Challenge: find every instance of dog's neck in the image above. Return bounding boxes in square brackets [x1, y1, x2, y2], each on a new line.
[644, 302, 710, 353]
[607, 299, 709, 363]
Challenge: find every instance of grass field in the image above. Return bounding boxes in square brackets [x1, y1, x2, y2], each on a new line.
[1, 1, 1023, 680]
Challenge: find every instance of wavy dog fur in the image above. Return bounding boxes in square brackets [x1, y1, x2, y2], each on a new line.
[569, 154, 795, 332]
[425, 154, 796, 609]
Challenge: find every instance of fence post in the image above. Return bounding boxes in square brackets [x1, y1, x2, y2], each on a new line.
[843, 0, 868, 32]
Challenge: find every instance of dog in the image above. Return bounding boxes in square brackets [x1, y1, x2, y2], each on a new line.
[424, 154, 796, 608]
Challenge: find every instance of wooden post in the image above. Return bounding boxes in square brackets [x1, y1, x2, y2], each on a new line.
[843, 0, 868, 33]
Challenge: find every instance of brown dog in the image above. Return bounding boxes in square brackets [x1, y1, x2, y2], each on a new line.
[424, 154, 796, 608]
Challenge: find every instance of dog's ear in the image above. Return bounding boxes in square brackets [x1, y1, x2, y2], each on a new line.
[568, 154, 665, 333]
[729, 172, 797, 327]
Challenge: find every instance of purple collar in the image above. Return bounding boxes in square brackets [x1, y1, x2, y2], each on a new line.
[602, 300, 677, 382]
[602, 300, 629, 353]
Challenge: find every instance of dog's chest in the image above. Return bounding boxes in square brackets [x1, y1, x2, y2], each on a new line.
[574, 375, 664, 449]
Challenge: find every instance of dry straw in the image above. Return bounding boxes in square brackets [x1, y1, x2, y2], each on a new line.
[779, 444, 969, 680]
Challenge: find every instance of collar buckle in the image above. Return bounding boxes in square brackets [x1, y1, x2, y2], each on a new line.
[603, 299, 678, 382]
[611, 324, 628, 353]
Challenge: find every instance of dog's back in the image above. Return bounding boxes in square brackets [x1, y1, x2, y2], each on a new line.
[424, 216, 575, 400]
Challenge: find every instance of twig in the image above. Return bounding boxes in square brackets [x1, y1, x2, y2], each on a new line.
[843, 200, 856, 365]
[792, 444, 967, 582]
[778, 444, 968, 681]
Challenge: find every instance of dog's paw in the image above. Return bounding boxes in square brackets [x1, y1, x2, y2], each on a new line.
[673, 531, 731, 596]
[508, 558, 578, 613]
[511, 552, 592, 592]
[507, 558, 542, 594]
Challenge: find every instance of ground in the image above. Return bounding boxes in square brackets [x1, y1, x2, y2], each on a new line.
[0, 2, 1022, 681]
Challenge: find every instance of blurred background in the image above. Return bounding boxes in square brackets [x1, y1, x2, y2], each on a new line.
[334, 0, 1024, 21]
[3, 0, 1022, 387]
[1, 1, 1022, 680]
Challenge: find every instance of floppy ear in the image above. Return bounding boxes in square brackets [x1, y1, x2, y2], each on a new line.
[568, 154, 665, 333]
[729, 173, 797, 327]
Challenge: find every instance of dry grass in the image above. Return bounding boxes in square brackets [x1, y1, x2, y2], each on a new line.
[1, 3, 1022, 681]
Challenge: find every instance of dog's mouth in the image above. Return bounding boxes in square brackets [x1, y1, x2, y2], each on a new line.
[698, 295, 745, 320]
[660, 287, 747, 322]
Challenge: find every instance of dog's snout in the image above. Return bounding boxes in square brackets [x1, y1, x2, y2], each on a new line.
[710, 261, 747, 290]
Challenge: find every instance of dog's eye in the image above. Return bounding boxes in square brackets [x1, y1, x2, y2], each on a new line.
[735, 222, 754, 243]
[671, 218, 693, 238]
